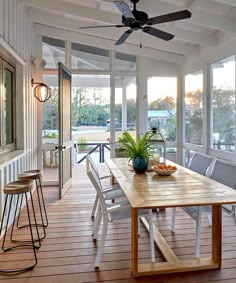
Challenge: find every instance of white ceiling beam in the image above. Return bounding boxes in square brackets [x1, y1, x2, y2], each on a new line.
[20, 0, 216, 45]
[18, 0, 121, 23]
[34, 23, 185, 64]
[135, 0, 236, 33]
[155, 24, 216, 46]
[212, 0, 236, 6]
[30, 10, 199, 56]
[101, 0, 236, 33]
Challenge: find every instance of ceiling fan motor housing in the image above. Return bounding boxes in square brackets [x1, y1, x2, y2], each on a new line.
[122, 10, 148, 28]
[130, 0, 140, 4]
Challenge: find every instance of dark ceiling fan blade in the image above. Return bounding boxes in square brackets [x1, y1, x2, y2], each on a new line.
[147, 10, 191, 25]
[143, 26, 174, 41]
[115, 30, 133, 45]
[114, 1, 135, 20]
[79, 24, 125, 29]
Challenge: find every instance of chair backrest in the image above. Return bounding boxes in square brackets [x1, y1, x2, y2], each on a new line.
[209, 159, 236, 189]
[188, 153, 214, 176]
[86, 155, 107, 212]
[86, 154, 99, 177]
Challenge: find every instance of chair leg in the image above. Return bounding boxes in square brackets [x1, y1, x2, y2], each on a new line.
[207, 213, 212, 226]
[171, 208, 176, 232]
[95, 214, 108, 268]
[138, 217, 140, 236]
[195, 207, 201, 258]
[148, 209, 155, 262]
[233, 205, 236, 224]
[93, 205, 102, 240]
[91, 195, 98, 219]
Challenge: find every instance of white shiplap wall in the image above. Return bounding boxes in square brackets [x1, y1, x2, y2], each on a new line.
[0, 0, 37, 166]
[0, 0, 38, 218]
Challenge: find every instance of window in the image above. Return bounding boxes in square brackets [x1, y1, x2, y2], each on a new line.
[185, 70, 203, 145]
[211, 55, 236, 152]
[71, 43, 110, 70]
[115, 52, 136, 71]
[147, 77, 177, 142]
[71, 74, 110, 142]
[42, 74, 59, 142]
[0, 58, 15, 152]
[114, 76, 136, 141]
[42, 37, 65, 69]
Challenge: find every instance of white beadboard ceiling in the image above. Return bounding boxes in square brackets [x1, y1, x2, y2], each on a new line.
[18, 0, 236, 64]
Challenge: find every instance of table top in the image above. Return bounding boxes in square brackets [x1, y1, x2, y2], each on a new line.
[106, 158, 236, 209]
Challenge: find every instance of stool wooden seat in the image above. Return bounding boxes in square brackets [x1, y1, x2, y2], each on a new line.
[4, 179, 33, 194]
[17, 169, 47, 240]
[0, 180, 40, 273]
[18, 170, 42, 180]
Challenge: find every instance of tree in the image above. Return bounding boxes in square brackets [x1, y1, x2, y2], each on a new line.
[114, 98, 136, 129]
[127, 99, 136, 124]
[213, 87, 235, 148]
[185, 89, 203, 144]
[42, 87, 58, 132]
[149, 96, 176, 116]
[72, 87, 87, 127]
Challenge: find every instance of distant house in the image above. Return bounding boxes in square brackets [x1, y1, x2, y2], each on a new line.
[148, 110, 175, 128]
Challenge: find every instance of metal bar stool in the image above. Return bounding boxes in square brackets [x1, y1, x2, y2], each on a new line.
[0, 180, 40, 273]
[17, 170, 48, 240]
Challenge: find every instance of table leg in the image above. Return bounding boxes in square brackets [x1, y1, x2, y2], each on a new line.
[132, 208, 139, 275]
[212, 205, 222, 268]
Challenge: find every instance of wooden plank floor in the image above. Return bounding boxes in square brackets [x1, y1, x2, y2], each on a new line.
[0, 164, 236, 282]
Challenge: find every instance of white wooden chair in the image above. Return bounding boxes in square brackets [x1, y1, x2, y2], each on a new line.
[86, 154, 125, 218]
[86, 157, 155, 267]
[171, 153, 214, 257]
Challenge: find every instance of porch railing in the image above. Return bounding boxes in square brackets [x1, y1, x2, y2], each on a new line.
[76, 142, 110, 164]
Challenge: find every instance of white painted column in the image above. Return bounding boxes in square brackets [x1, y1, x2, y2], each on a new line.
[122, 83, 127, 132]
[176, 72, 184, 165]
[137, 73, 148, 135]
[202, 64, 209, 154]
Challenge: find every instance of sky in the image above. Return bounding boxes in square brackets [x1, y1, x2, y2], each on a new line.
[148, 77, 177, 104]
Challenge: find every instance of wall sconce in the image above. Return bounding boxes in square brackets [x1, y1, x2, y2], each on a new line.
[31, 79, 51, 102]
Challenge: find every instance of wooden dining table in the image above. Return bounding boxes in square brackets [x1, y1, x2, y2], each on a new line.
[105, 158, 236, 277]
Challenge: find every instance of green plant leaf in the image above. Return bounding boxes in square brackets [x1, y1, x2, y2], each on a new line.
[118, 131, 154, 159]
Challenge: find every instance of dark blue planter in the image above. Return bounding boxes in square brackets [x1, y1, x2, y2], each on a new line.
[132, 157, 148, 173]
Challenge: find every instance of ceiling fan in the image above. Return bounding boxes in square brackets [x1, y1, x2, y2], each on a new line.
[79, 0, 192, 46]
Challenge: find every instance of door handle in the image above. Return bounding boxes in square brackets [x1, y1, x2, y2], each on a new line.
[55, 146, 66, 150]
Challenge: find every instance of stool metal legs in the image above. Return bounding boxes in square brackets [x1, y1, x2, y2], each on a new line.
[37, 177, 48, 227]
[11, 192, 42, 247]
[0, 192, 39, 273]
[17, 177, 47, 240]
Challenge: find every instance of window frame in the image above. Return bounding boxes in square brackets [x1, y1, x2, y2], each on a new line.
[210, 55, 236, 154]
[184, 69, 204, 146]
[0, 58, 16, 152]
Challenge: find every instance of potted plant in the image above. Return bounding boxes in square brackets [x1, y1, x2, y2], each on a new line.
[118, 131, 154, 173]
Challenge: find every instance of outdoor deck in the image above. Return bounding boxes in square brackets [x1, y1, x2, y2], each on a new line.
[0, 164, 236, 283]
